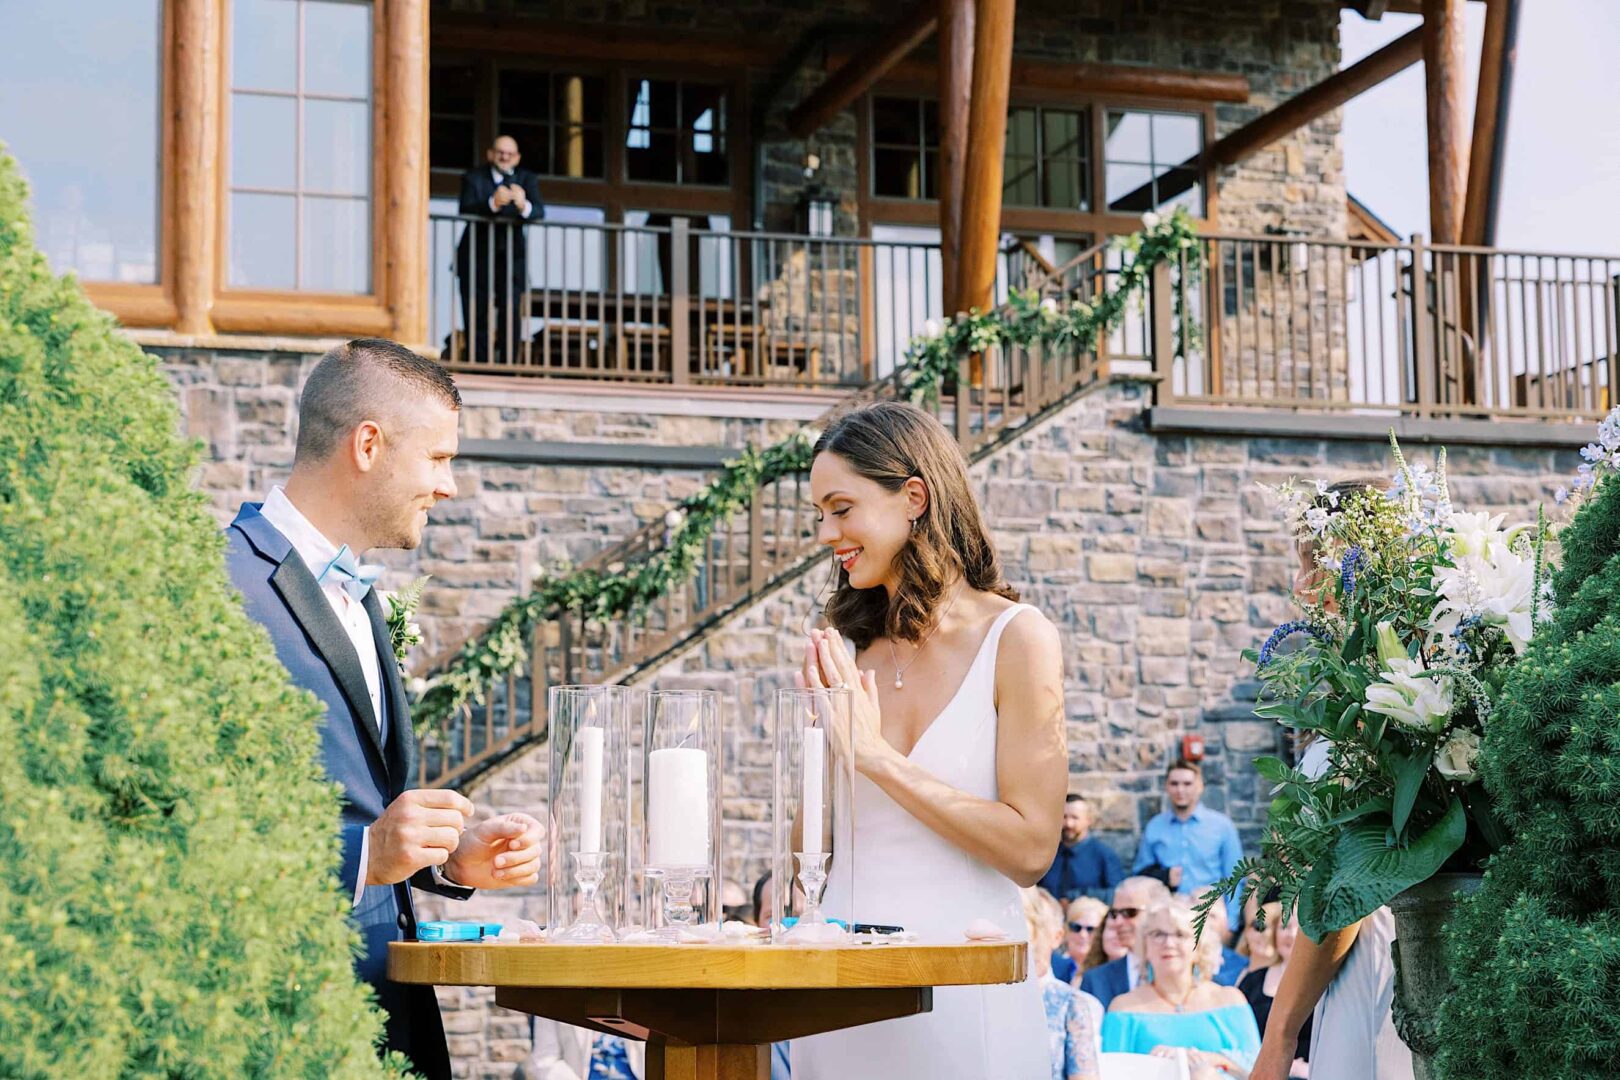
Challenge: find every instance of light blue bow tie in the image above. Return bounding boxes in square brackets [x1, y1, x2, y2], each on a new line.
[316, 545, 385, 601]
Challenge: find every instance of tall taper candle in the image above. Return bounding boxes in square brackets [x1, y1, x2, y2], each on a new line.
[577, 724, 604, 853]
[801, 725, 825, 855]
[648, 747, 709, 867]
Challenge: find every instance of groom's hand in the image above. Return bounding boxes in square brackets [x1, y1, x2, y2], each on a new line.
[366, 789, 475, 886]
[443, 813, 545, 890]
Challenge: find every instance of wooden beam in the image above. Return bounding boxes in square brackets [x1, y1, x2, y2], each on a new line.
[1423, 0, 1469, 244]
[1462, 0, 1521, 246]
[431, 14, 770, 71]
[937, 0, 974, 316]
[955, 0, 1015, 315]
[384, 0, 430, 346]
[1115, 28, 1421, 213]
[172, 0, 221, 335]
[1209, 27, 1423, 169]
[786, 4, 938, 140]
[835, 53, 1249, 103]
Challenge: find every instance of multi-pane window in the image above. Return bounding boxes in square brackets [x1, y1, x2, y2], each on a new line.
[1104, 109, 1202, 215]
[625, 79, 729, 186]
[1, 0, 162, 283]
[1004, 106, 1090, 211]
[430, 61, 479, 173]
[871, 97, 940, 200]
[498, 70, 606, 180]
[227, 0, 373, 293]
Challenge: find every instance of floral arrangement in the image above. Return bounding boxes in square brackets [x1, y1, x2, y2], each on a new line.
[411, 210, 1201, 733]
[1200, 436, 1553, 940]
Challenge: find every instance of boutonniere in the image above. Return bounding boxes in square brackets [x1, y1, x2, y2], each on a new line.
[381, 574, 430, 668]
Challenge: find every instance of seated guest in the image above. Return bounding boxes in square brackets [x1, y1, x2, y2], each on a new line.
[1239, 907, 1311, 1079]
[524, 1017, 645, 1080]
[1039, 793, 1124, 903]
[1022, 889, 1102, 1080]
[1053, 897, 1108, 986]
[1080, 876, 1171, 1009]
[1198, 893, 1251, 987]
[1235, 890, 1281, 981]
[752, 870, 774, 928]
[1101, 899, 1262, 1080]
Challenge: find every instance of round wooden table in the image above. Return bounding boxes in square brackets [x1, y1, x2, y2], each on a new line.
[390, 939, 1027, 1080]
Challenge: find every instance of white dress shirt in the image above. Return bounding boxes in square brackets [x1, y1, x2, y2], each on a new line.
[259, 486, 382, 906]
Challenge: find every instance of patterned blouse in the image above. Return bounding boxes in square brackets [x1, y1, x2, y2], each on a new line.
[588, 1033, 638, 1080]
[1041, 973, 1101, 1080]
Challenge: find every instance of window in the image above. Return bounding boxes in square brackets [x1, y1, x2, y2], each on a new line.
[498, 70, 606, 180]
[0, 0, 162, 283]
[227, 0, 373, 293]
[431, 61, 480, 173]
[1104, 109, 1202, 215]
[1004, 106, 1090, 211]
[625, 79, 729, 186]
[871, 97, 940, 200]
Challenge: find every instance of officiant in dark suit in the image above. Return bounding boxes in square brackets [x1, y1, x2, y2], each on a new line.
[455, 134, 544, 364]
[224, 338, 545, 1079]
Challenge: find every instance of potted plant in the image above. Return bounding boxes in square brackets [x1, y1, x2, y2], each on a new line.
[1199, 436, 1551, 1077]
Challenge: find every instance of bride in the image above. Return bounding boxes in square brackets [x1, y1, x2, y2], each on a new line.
[792, 401, 1068, 1080]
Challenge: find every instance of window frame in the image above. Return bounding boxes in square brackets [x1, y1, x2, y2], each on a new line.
[426, 53, 749, 226]
[857, 78, 1219, 241]
[212, 0, 394, 335]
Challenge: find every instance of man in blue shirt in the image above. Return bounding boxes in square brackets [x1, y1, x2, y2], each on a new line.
[1133, 759, 1244, 933]
[1039, 793, 1125, 904]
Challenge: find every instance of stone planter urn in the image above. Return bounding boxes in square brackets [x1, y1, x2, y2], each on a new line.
[1387, 872, 1484, 1080]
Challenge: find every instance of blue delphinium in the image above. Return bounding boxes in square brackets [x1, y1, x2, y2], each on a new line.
[1258, 621, 1332, 668]
[1339, 545, 1363, 599]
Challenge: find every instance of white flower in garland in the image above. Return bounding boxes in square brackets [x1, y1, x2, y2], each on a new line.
[1434, 727, 1482, 783]
[1141, 211, 1161, 229]
[664, 509, 685, 530]
[923, 318, 942, 339]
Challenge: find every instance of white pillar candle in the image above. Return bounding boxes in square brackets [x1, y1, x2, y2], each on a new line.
[576, 724, 604, 853]
[648, 747, 709, 868]
[801, 726, 825, 855]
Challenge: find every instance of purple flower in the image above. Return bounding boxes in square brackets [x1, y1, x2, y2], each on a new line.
[1340, 545, 1364, 599]
[1258, 621, 1332, 668]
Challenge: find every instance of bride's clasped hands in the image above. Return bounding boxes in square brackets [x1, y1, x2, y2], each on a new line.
[796, 627, 894, 774]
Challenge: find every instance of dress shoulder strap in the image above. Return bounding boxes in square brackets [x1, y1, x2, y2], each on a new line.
[980, 602, 1038, 672]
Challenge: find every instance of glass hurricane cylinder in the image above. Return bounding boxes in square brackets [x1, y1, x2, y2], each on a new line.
[642, 688, 723, 938]
[547, 685, 633, 942]
[771, 687, 855, 943]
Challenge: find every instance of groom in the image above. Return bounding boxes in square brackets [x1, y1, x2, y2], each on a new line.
[224, 338, 544, 1079]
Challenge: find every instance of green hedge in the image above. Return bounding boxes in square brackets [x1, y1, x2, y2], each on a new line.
[1434, 474, 1620, 1076]
[0, 147, 405, 1077]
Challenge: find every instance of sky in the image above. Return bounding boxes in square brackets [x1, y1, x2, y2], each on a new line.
[1342, 0, 1620, 255]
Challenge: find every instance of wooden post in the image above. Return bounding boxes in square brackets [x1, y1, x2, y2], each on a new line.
[1410, 234, 1435, 417]
[1423, 0, 1469, 245]
[1150, 261, 1174, 403]
[385, 0, 430, 346]
[937, 0, 974, 317]
[954, 0, 1014, 319]
[1463, 0, 1521, 246]
[670, 218, 691, 384]
[172, 0, 222, 335]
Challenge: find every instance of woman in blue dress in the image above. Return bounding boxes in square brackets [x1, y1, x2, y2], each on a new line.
[1101, 898, 1261, 1078]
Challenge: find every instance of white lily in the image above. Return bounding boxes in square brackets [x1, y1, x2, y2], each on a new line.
[1445, 511, 1516, 560]
[1364, 656, 1454, 732]
[1434, 727, 1482, 783]
[1431, 540, 1537, 653]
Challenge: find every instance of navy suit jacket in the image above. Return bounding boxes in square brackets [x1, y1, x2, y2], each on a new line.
[225, 503, 468, 1080]
[1080, 956, 1132, 1010]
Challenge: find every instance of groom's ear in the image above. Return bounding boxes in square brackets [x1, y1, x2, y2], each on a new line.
[351, 420, 384, 472]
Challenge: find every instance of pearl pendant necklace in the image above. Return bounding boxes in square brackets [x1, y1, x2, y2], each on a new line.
[887, 583, 964, 692]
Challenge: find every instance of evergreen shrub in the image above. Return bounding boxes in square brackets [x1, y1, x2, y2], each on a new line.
[1434, 468, 1620, 1076]
[0, 146, 405, 1078]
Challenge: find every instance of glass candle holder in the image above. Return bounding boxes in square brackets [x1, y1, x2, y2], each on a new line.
[642, 688, 723, 939]
[771, 686, 855, 943]
[547, 685, 633, 943]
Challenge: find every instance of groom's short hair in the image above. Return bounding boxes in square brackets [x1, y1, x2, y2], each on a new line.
[295, 338, 461, 463]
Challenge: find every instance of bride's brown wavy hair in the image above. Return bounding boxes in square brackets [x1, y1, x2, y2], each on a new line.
[814, 401, 1017, 650]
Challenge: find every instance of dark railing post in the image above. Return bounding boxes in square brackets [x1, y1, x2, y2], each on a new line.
[671, 217, 691, 384]
[1151, 260, 1175, 404]
[1411, 233, 1435, 418]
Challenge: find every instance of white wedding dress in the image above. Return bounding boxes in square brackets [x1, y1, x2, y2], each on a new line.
[792, 604, 1049, 1080]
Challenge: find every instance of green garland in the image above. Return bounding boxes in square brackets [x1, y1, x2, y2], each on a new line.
[413, 209, 1199, 731]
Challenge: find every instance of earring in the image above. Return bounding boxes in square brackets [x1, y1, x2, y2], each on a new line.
[1192, 962, 1202, 981]
[908, 516, 918, 534]
[1144, 962, 1154, 984]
